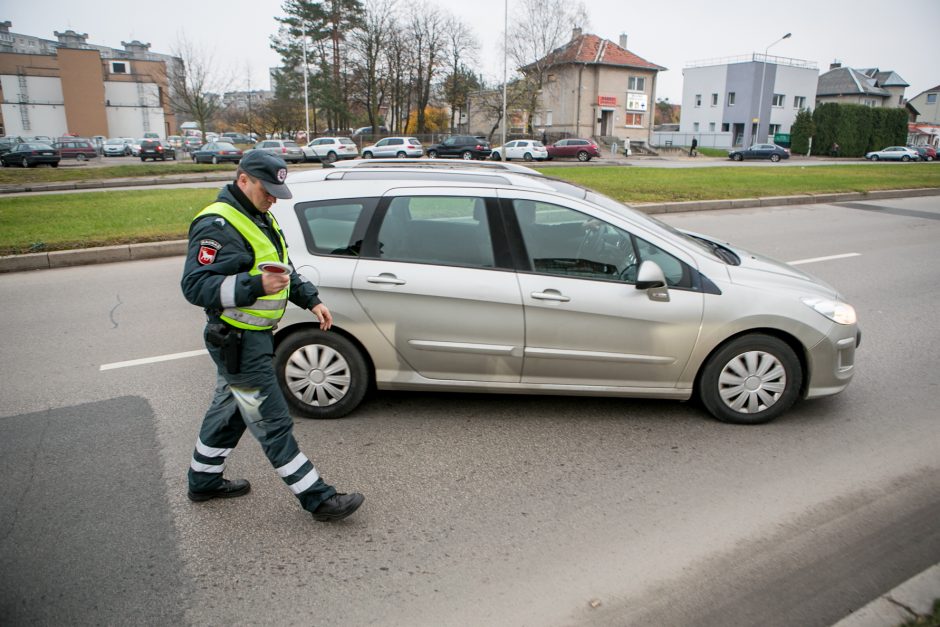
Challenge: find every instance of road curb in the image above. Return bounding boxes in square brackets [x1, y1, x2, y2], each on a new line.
[2, 187, 939, 273]
[832, 563, 939, 627]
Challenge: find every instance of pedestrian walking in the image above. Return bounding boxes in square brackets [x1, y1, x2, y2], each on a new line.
[831, 142, 840, 157]
[181, 150, 364, 522]
[690, 137, 698, 157]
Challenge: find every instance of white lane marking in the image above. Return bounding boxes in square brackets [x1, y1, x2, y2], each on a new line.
[100, 349, 208, 371]
[787, 252, 861, 266]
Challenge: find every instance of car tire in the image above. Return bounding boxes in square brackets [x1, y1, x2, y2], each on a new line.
[577, 150, 590, 162]
[274, 329, 369, 420]
[362, 151, 373, 159]
[211, 156, 219, 165]
[396, 151, 406, 159]
[76, 153, 87, 162]
[732, 153, 744, 161]
[698, 334, 802, 425]
[192, 154, 197, 162]
[51, 162, 59, 168]
[21, 158, 29, 168]
[523, 152, 533, 161]
[461, 150, 473, 160]
[427, 150, 438, 158]
[491, 152, 501, 161]
[770, 154, 780, 162]
[901, 156, 910, 162]
[870, 155, 879, 161]
[141, 157, 146, 162]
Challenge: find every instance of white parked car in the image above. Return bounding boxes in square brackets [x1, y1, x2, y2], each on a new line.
[302, 137, 359, 163]
[361, 137, 423, 159]
[491, 139, 549, 162]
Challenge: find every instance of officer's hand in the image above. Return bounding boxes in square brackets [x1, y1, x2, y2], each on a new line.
[312, 303, 333, 331]
[261, 272, 290, 294]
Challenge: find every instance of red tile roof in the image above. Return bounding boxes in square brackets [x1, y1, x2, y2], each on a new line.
[534, 33, 666, 71]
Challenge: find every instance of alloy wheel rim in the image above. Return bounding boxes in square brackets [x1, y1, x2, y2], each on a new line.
[717, 350, 786, 414]
[285, 344, 351, 407]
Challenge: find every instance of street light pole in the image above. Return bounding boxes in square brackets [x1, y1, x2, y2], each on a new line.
[756, 32, 790, 145]
[301, 21, 310, 142]
[501, 0, 507, 148]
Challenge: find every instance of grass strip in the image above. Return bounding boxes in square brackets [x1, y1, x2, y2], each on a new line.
[1, 164, 938, 255]
[0, 162, 240, 185]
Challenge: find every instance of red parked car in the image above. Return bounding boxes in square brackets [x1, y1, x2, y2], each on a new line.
[545, 138, 601, 161]
[910, 145, 937, 161]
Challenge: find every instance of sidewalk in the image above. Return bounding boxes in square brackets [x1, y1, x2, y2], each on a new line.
[833, 564, 939, 626]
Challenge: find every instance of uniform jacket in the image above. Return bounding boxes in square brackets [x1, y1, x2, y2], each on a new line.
[181, 183, 321, 321]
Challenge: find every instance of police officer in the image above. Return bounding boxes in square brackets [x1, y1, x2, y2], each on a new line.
[181, 150, 364, 522]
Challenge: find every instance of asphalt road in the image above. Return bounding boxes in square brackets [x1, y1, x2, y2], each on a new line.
[1, 196, 938, 626]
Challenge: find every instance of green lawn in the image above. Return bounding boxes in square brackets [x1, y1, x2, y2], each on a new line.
[0, 162, 236, 185]
[1, 163, 938, 256]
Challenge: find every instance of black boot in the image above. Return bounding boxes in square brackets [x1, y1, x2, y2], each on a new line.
[311, 492, 364, 522]
[188, 478, 251, 502]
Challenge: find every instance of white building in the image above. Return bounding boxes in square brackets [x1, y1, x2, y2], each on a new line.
[673, 53, 818, 148]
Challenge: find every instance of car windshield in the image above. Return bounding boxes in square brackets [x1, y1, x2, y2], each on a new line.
[106, 139, 124, 145]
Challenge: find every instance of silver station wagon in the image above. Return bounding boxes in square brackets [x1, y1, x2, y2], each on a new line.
[270, 160, 859, 425]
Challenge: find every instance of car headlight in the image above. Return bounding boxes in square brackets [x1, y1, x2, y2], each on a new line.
[801, 297, 857, 325]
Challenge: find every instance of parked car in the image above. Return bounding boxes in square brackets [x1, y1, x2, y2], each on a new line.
[909, 145, 936, 162]
[352, 125, 390, 136]
[864, 146, 919, 162]
[0, 136, 23, 156]
[491, 139, 549, 162]
[728, 143, 790, 162]
[265, 161, 860, 425]
[167, 135, 184, 149]
[129, 139, 144, 157]
[102, 137, 130, 156]
[425, 135, 492, 160]
[361, 137, 423, 159]
[221, 132, 252, 145]
[20, 135, 53, 144]
[302, 136, 359, 162]
[191, 141, 243, 164]
[251, 139, 304, 163]
[545, 138, 600, 161]
[0, 142, 60, 168]
[182, 136, 203, 152]
[139, 139, 176, 161]
[53, 138, 97, 161]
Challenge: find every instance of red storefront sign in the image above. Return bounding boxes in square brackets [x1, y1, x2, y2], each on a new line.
[597, 95, 618, 106]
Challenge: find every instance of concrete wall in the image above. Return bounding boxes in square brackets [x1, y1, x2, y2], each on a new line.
[0, 74, 67, 135]
[679, 65, 726, 134]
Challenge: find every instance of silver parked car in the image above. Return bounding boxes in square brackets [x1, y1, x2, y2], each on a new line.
[864, 146, 919, 161]
[269, 163, 859, 425]
[361, 136, 423, 159]
[251, 139, 304, 163]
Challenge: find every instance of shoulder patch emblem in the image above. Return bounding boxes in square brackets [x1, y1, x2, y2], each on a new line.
[197, 239, 222, 265]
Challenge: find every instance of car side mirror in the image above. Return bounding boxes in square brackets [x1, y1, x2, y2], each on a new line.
[635, 260, 669, 301]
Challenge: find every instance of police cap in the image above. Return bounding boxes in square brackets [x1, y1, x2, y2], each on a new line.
[239, 150, 292, 199]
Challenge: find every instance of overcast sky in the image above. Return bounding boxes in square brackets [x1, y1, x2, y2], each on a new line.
[5, 0, 938, 103]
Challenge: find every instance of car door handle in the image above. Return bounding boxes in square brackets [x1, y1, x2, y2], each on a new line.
[367, 273, 406, 285]
[530, 290, 571, 302]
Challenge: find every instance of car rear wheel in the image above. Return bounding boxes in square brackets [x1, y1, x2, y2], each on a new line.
[51, 162, 59, 168]
[274, 329, 369, 420]
[326, 151, 338, 163]
[396, 151, 406, 159]
[76, 153, 87, 162]
[698, 334, 802, 425]
[461, 150, 473, 160]
[770, 154, 780, 162]
[577, 150, 590, 162]
[362, 151, 373, 159]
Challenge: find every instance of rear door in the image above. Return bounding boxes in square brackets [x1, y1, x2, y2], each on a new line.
[351, 187, 524, 382]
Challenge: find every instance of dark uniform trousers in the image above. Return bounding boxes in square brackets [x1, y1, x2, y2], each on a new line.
[188, 326, 336, 511]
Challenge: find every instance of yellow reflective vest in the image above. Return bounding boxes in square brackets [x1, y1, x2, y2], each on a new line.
[194, 202, 289, 331]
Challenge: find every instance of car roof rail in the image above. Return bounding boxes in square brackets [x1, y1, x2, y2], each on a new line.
[330, 158, 544, 176]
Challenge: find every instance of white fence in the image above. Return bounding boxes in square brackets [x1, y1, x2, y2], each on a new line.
[651, 132, 733, 149]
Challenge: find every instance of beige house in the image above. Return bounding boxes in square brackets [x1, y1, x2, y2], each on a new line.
[815, 63, 908, 108]
[528, 30, 666, 146]
[907, 84, 940, 124]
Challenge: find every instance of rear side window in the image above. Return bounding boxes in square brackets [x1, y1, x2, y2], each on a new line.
[295, 198, 378, 256]
[375, 196, 494, 268]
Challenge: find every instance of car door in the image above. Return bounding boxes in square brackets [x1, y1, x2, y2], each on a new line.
[383, 138, 403, 157]
[351, 188, 524, 382]
[439, 137, 460, 157]
[502, 192, 704, 389]
[501, 141, 517, 159]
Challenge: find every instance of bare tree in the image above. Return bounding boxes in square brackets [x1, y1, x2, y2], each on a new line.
[408, 3, 448, 133]
[384, 19, 415, 133]
[164, 35, 232, 140]
[350, 0, 396, 132]
[472, 81, 529, 143]
[442, 16, 477, 132]
[506, 0, 589, 132]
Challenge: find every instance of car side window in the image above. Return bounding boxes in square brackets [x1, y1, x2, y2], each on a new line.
[389, 138, 402, 145]
[296, 198, 377, 256]
[376, 196, 494, 268]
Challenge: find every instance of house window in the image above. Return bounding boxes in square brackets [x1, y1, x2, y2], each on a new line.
[628, 76, 646, 92]
[711, 93, 718, 106]
[545, 110, 553, 126]
[863, 99, 876, 107]
[927, 93, 938, 104]
[721, 123, 730, 132]
[772, 94, 784, 107]
[709, 122, 716, 132]
[769, 124, 781, 137]
[625, 113, 643, 126]
[695, 94, 702, 107]
[693, 122, 699, 132]
[110, 61, 129, 74]
[794, 96, 806, 109]
[728, 92, 736, 106]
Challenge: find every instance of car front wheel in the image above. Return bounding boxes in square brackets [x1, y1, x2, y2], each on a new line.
[698, 334, 802, 425]
[870, 155, 879, 161]
[732, 153, 744, 161]
[427, 150, 437, 158]
[274, 329, 369, 420]
[362, 151, 372, 159]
